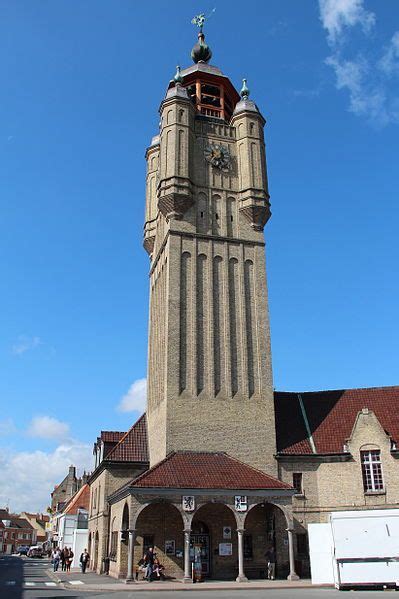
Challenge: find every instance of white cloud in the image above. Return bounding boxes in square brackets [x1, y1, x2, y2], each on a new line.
[117, 378, 147, 413]
[28, 416, 70, 440]
[325, 55, 397, 126]
[379, 31, 399, 75]
[319, 0, 375, 45]
[11, 335, 42, 356]
[319, 2, 399, 126]
[0, 441, 92, 513]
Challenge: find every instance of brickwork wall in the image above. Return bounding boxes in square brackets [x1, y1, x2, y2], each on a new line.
[145, 89, 276, 473]
[88, 465, 147, 574]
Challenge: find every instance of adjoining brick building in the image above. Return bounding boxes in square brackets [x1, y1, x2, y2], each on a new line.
[85, 22, 399, 583]
[0, 509, 36, 554]
[87, 416, 149, 573]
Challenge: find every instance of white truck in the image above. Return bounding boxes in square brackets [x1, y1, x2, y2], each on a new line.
[309, 509, 399, 589]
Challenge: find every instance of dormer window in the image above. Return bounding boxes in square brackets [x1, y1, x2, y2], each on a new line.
[361, 449, 384, 492]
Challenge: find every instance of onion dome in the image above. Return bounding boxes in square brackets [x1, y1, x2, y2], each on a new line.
[240, 78, 250, 100]
[191, 32, 212, 64]
[174, 65, 183, 84]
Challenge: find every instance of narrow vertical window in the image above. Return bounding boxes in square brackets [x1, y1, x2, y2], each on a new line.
[293, 472, 303, 494]
[361, 450, 384, 492]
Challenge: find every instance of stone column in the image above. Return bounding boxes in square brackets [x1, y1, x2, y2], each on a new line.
[183, 528, 192, 583]
[236, 528, 248, 582]
[286, 528, 300, 580]
[125, 529, 136, 584]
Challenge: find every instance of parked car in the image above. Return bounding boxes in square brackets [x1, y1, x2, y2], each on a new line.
[17, 545, 30, 556]
[27, 546, 43, 558]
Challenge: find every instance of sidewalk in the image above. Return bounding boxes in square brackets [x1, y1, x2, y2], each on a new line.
[48, 568, 320, 592]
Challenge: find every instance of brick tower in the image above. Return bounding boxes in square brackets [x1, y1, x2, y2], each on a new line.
[143, 27, 276, 474]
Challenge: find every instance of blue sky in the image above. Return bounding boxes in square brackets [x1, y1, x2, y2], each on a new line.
[1, 0, 398, 512]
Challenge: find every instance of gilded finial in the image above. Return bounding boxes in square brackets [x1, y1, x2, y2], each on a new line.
[174, 65, 183, 84]
[191, 13, 206, 33]
[240, 78, 250, 100]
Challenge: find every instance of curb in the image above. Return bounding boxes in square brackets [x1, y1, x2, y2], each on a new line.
[61, 582, 327, 593]
[46, 568, 62, 585]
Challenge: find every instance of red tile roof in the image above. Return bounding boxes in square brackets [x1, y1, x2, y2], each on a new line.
[100, 431, 126, 443]
[64, 484, 90, 515]
[275, 386, 399, 454]
[105, 414, 148, 463]
[130, 451, 292, 490]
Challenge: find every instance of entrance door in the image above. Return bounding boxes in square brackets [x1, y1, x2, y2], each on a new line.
[190, 534, 210, 576]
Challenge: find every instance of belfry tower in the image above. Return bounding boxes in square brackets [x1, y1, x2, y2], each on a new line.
[144, 25, 276, 474]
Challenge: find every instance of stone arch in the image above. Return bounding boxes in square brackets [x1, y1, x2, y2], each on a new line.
[244, 501, 292, 579]
[133, 500, 186, 580]
[190, 501, 239, 579]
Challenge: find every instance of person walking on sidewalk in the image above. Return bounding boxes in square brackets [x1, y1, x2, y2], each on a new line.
[61, 547, 68, 571]
[66, 548, 74, 572]
[52, 548, 60, 572]
[80, 549, 90, 573]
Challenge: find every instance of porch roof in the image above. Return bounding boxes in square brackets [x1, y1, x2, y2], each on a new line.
[128, 451, 292, 491]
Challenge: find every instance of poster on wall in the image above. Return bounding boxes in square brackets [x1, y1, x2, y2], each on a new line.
[223, 526, 232, 539]
[219, 542, 232, 556]
[165, 540, 175, 555]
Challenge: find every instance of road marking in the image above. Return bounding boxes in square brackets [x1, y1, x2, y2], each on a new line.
[69, 580, 84, 585]
[25, 582, 35, 586]
[5, 581, 16, 585]
[45, 582, 57, 586]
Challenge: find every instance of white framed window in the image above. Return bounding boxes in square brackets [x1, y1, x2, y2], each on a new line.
[361, 449, 384, 492]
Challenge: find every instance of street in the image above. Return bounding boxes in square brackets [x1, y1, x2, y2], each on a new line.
[1, 555, 398, 598]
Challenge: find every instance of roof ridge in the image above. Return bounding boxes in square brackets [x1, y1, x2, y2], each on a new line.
[275, 385, 399, 395]
[223, 452, 294, 487]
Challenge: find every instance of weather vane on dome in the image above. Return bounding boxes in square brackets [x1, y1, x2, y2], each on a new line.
[191, 8, 215, 33]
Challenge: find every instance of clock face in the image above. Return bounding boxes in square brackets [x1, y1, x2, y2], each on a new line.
[204, 143, 231, 171]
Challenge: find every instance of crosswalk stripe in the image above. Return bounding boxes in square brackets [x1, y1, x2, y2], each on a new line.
[5, 581, 16, 585]
[45, 582, 57, 586]
[25, 582, 35, 586]
[69, 580, 84, 585]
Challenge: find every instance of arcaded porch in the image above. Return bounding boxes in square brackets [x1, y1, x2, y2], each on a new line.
[108, 450, 299, 583]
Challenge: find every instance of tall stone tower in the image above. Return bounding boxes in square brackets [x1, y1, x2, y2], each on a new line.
[143, 28, 276, 474]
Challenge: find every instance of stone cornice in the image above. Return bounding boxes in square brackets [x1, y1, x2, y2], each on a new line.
[108, 485, 295, 505]
[275, 453, 354, 463]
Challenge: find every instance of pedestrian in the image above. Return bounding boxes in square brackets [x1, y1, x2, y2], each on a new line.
[143, 546, 154, 581]
[52, 548, 60, 572]
[265, 546, 276, 580]
[61, 548, 67, 571]
[80, 548, 90, 573]
[66, 548, 74, 572]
